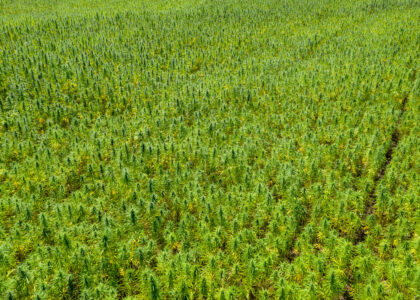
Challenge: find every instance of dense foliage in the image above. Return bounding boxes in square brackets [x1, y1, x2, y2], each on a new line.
[0, 0, 419, 299]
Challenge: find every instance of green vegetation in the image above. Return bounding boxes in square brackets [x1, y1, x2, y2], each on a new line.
[0, 0, 419, 298]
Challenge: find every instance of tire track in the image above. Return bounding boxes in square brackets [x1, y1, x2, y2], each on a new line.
[355, 95, 408, 244]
